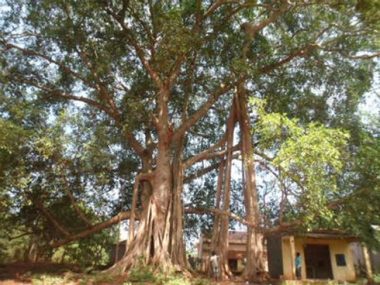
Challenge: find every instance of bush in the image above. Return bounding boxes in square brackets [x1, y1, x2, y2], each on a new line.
[52, 232, 113, 269]
[127, 263, 156, 283]
[31, 274, 65, 285]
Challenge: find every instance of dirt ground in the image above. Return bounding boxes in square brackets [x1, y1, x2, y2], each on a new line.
[0, 280, 251, 285]
[0, 263, 274, 285]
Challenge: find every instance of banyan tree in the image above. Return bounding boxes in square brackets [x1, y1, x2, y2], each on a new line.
[0, 0, 378, 281]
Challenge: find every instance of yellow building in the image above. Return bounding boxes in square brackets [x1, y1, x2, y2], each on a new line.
[277, 231, 360, 281]
[198, 230, 373, 281]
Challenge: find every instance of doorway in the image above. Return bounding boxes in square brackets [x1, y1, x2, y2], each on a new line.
[304, 244, 333, 279]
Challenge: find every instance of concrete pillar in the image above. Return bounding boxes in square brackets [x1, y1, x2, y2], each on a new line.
[362, 244, 373, 279]
[290, 236, 296, 280]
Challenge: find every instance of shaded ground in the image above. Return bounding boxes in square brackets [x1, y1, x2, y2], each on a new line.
[3, 264, 376, 285]
[0, 263, 256, 284]
[0, 262, 81, 284]
[0, 264, 282, 284]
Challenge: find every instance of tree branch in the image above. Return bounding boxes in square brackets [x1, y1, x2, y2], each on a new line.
[61, 175, 92, 227]
[185, 144, 241, 169]
[173, 79, 235, 141]
[184, 153, 240, 183]
[104, 7, 163, 90]
[185, 207, 300, 234]
[73, 46, 121, 120]
[204, 0, 241, 18]
[34, 200, 71, 237]
[51, 211, 140, 248]
[14, 75, 146, 157]
[2, 42, 95, 88]
[260, 43, 320, 74]
[13, 76, 116, 119]
[9, 232, 33, 241]
[184, 134, 227, 168]
[166, 53, 186, 89]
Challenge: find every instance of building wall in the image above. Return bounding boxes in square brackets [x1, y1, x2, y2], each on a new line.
[110, 241, 127, 264]
[371, 250, 380, 274]
[326, 239, 356, 281]
[198, 232, 268, 274]
[229, 243, 246, 252]
[282, 237, 356, 281]
[350, 242, 366, 276]
[267, 234, 284, 278]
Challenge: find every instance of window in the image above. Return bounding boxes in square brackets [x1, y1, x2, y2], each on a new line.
[335, 254, 346, 266]
[228, 259, 238, 271]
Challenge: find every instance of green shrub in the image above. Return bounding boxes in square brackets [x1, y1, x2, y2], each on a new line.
[52, 232, 113, 269]
[31, 274, 65, 285]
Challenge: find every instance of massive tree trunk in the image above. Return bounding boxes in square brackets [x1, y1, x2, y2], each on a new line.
[109, 89, 186, 273]
[237, 84, 266, 281]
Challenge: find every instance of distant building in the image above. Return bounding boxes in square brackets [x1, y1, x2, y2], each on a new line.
[197, 231, 268, 274]
[370, 249, 380, 274]
[110, 240, 127, 264]
[110, 221, 129, 264]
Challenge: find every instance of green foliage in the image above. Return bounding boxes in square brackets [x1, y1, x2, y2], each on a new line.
[31, 274, 66, 285]
[254, 98, 350, 227]
[0, 119, 29, 154]
[52, 233, 112, 269]
[374, 274, 380, 283]
[0, 229, 30, 263]
[0, 106, 117, 265]
[335, 129, 380, 247]
[356, 0, 380, 29]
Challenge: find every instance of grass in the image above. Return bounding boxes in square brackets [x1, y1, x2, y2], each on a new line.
[25, 273, 380, 285]
[31, 273, 69, 285]
[11, 267, 380, 285]
[27, 269, 210, 285]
